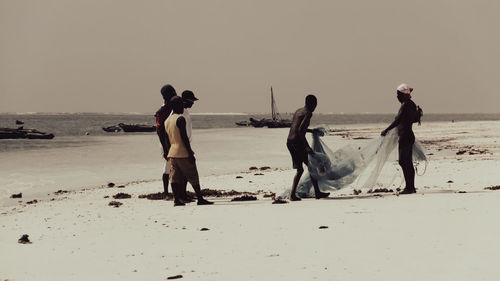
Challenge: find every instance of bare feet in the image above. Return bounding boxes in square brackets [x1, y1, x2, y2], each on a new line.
[315, 191, 330, 199]
[197, 198, 214, 205]
[174, 200, 185, 206]
[398, 187, 416, 195]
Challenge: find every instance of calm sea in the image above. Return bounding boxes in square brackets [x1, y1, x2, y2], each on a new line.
[1, 112, 500, 152]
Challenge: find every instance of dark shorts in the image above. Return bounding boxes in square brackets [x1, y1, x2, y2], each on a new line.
[169, 158, 200, 186]
[287, 140, 308, 169]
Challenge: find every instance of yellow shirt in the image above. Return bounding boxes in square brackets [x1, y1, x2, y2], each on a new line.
[165, 114, 189, 158]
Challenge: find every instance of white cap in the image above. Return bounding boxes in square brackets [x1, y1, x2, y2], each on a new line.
[397, 83, 414, 94]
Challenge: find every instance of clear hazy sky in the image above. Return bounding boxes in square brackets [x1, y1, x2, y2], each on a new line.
[1, 0, 499, 114]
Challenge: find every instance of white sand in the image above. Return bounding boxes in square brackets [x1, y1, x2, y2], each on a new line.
[1, 121, 500, 281]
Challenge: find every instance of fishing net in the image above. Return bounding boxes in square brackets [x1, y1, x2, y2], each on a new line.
[284, 127, 427, 198]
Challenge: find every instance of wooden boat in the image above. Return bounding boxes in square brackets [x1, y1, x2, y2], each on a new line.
[102, 125, 122, 132]
[236, 87, 292, 128]
[0, 128, 55, 139]
[118, 123, 156, 132]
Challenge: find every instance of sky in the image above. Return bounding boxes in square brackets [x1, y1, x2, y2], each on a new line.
[1, 0, 499, 114]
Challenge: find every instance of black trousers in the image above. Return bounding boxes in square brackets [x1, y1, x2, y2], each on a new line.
[398, 141, 415, 189]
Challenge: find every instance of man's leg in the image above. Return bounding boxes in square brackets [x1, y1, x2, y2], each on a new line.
[311, 176, 330, 199]
[290, 167, 304, 201]
[170, 159, 186, 206]
[398, 142, 416, 194]
[183, 159, 213, 205]
[162, 173, 169, 195]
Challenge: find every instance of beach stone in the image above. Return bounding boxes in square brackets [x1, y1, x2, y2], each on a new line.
[236, 176, 243, 179]
[260, 166, 271, 171]
[18, 234, 32, 244]
[107, 182, 115, 188]
[249, 166, 258, 170]
[200, 228, 210, 231]
[26, 200, 38, 205]
[10, 193, 22, 199]
[319, 226, 329, 229]
[167, 275, 183, 280]
[447, 180, 454, 183]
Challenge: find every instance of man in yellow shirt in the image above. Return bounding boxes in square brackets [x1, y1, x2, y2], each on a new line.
[165, 96, 213, 206]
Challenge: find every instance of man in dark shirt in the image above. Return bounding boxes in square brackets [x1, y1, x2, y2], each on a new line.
[155, 84, 177, 196]
[381, 84, 419, 194]
[287, 95, 330, 201]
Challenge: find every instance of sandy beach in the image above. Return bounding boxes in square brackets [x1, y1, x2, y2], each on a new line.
[2, 120, 500, 281]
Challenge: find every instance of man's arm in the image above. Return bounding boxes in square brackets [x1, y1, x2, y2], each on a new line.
[298, 112, 313, 153]
[155, 114, 169, 159]
[381, 104, 405, 136]
[176, 116, 195, 161]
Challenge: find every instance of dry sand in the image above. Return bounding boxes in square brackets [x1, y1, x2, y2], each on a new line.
[1, 121, 500, 281]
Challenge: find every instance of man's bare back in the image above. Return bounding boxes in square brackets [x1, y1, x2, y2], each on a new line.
[287, 107, 312, 144]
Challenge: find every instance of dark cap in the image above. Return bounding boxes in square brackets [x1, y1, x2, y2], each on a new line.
[181, 90, 199, 102]
[161, 84, 177, 101]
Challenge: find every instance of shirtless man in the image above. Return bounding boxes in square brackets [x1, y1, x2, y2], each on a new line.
[287, 95, 330, 201]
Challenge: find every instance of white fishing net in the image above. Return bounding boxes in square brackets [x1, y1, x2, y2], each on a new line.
[284, 127, 427, 198]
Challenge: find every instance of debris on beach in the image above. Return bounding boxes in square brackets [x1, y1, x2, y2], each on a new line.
[367, 188, 393, 193]
[26, 199, 38, 205]
[456, 147, 489, 155]
[117, 185, 125, 188]
[167, 275, 183, 280]
[138, 192, 173, 200]
[107, 182, 115, 188]
[54, 190, 68, 195]
[447, 180, 454, 183]
[457, 191, 467, 193]
[353, 189, 362, 195]
[318, 226, 329, 229]
[272, 198, 288, 204]
[18, 234, 32, 244]
[236, 176, 243, 179]
[10, 193, 22, 199]
[104, 196, 109, 198]
[108, 201, 123, 208]
[260, 166, 271, 171]
[200, 228, 210, 231]
[112, 193, 131, 199]
[254, 173, 264, 176]
[263, 192, 276, 198]
[231, 195, 257, 202]
[249, 166, 258, 171]
[485, 185, 500, 191]
[200, 189, 254, 197]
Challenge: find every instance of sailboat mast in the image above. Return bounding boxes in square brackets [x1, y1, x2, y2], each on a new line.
[271, 86, 276, 120]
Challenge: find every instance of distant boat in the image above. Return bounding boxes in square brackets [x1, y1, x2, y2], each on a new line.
[0, 128, 54, 139]
[102, 125, 122, 132]
[15, 120, 24, 125]
[236, 87, 292, 128]
[118, 123, 156, 132]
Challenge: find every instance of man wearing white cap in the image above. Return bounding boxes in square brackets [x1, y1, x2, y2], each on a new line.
[381, 83, 420, 194]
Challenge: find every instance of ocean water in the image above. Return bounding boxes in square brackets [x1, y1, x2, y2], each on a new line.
[1, 113, 499, 206]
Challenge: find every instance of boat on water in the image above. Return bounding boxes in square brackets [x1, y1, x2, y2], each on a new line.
[102, 125, 122, 132]
[0, 127, 55, 139]
[236, 87, 292, 128]
[118, 123, 156, 132]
